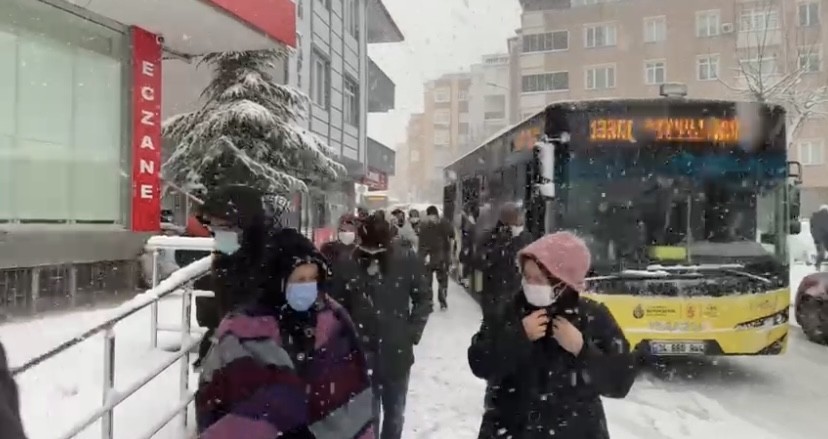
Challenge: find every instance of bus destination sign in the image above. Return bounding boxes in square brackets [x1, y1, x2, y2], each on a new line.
[589, 117, 740, 144]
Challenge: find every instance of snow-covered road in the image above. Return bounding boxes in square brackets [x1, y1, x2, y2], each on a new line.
[3, 275, 826, 439]
[403, 280, 827, 439]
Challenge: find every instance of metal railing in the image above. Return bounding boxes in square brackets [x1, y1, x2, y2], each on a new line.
[11, 236, 215, 439]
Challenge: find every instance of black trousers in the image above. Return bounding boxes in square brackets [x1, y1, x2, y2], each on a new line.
[427, 262, 449, 306]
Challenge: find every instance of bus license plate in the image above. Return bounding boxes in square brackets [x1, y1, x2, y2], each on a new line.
[650, 341, 706, 355]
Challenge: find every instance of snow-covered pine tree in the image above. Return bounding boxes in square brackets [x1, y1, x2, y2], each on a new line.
[162, 49, 345, 196]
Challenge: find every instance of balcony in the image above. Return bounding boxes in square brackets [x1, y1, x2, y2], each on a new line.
[367, 0, 404, 43]
[368, 58, 396, 113]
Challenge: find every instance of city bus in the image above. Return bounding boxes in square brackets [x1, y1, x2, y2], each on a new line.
[444, 90, 802, 356]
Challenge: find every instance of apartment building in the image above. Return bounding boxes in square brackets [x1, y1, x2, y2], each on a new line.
[402, 73, 473, 202]
[468, 54, 512, 151]
[289, 0, 403, 226]
[515, 0, 828, 214]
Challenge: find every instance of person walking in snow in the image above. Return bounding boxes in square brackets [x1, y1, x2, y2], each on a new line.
[810, 205, 828, 270]
[468, 231, 638, 439]
[0, 342, 27, 439]
[390, 209, 418, 250]
[330, 213, 432, 439]
[320, 213, 359, 264]
[418, 206, 455, 310]
[192, 185, 284, 368]
[195, 229, 375, 438]
[407, 209, 421, 236]
[479, 202, 533, 323]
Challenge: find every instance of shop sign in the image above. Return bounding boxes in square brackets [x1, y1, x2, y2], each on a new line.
[130, 27, 162, 232]
[362, 168, 388, 191]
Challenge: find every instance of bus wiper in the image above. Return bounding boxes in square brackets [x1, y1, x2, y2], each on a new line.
[646, 264, 772, 284]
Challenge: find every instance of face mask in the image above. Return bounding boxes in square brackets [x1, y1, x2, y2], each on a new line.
[522, 280, 561, 307]
[285, 281, 318, 311]
[428, 215, 438, 221]
[410, 217, 419, 224]
[338, 231, 356, 245]
[213, 230, 241, 255]
[510, 225, 525, 236]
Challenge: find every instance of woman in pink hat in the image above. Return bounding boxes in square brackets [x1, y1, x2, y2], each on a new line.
[468, 231, 638, 439]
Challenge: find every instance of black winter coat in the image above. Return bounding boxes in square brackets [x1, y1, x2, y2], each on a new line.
[0, 343, 26, 439]
[480, 223, 533, 320]
[468, 292, 637, 439]
[330, 243, 433, 381]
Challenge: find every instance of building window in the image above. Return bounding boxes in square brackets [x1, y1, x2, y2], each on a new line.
[696, 10, 721, 37]
[739, 8, 779, 32]
[523, 31, 569, 52]
[434, 130, 450, 146]
[434, 109, 450, 125]
[343, 76, 359, 126]
[344, 0, 359, 38]
[798, 139, 825, 165]
[799, 1, 820, 27]
[697, 55, 719, 81]
[0, 0, 126, 223]
[799, 47, 821, 72]
[584, 23, 617, 48]
[459, 122, 469, 134]
[434, 88, 450, 103]
[483, 95, 506, 120]
[585, 65, 615, 90]
[521, 72, 569, 93]
[643, 16, 666, 43]
[458, 90, 468, 101]
[740, 57, 777, 77]
[644, 60, 666, 84]
[311, 49, 330, 108]
[458, 134, 469, 146]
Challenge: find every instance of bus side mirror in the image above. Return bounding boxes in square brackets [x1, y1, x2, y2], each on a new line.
[535, 140, 556, 198]
[789, 222, 801, 235]
[788, 183, 801, 234]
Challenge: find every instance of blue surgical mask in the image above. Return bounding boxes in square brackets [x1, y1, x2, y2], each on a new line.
[213, 230, 241, 255]
[285, 281, 318, 311]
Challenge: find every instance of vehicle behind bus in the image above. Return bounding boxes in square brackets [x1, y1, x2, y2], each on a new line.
[445, 96, 801, 356]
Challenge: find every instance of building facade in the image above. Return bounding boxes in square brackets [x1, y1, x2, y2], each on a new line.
[287, 0, 402, 231]
[402, 73, 473, 203]
[468, 53, 512, 152]
[0, 0, 300, 315]
[514, 0, 828, 213]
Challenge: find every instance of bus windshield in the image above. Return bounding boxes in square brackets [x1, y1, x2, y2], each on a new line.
[558, 144, 788, 271]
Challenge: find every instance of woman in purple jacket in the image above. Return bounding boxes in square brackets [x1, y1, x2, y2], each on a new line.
[195, 228, 374, 439]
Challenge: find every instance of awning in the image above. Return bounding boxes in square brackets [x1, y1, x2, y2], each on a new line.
[367, 0, 404, 43]
[71, 0, 296, 54]
[368, 57, 396, 112]
[368, 138, 396, 175]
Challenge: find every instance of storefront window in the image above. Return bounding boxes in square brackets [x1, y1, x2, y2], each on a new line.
[0, 0, 126, 224]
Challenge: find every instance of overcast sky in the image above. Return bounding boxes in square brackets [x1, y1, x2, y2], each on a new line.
[366, 0, 521, 149]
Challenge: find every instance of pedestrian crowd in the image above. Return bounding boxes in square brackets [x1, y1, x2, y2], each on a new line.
[0, 185, 641, 439]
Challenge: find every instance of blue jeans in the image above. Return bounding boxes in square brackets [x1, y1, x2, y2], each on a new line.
[371, 372, 410, 439]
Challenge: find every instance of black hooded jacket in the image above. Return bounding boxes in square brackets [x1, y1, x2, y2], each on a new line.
[0, 343, 26, 439]
[197, 185, 280, 326]
[468, 291, 638, 439]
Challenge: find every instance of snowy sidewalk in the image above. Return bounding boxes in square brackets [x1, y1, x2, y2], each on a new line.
[402, 281, 779, 439]
[1, 297, 194, 439]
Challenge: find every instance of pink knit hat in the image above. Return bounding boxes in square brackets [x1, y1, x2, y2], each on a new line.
[517, 231, 591, 292]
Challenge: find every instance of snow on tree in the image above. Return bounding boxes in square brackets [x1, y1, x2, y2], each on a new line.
[162, 49, 345, 197]
[720, 0, 828, 148]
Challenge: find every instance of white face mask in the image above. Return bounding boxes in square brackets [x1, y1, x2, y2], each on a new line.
[522, 280, 560, 307]
[213, 230, 241, 255]
[410, 217, 419, 224]
[510, 225, 525, 236]
[338, 231, 356, 245]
